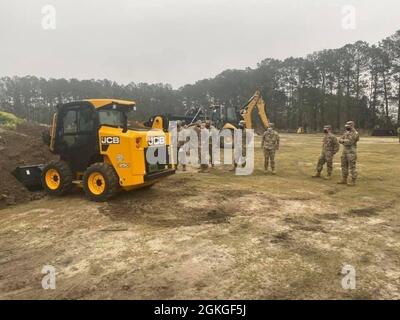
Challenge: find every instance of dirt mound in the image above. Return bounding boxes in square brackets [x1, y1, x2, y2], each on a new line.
[0, 122, 56, 209]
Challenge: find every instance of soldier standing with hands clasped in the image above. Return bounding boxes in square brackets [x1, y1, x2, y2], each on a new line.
[312, 125, 339, 180]
[338, 121, 360, 186]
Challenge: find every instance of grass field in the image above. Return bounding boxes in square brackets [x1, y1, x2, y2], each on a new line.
[0, 133, 399, 299]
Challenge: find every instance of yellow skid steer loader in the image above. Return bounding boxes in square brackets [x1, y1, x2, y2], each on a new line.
[15, 99, 175, 201]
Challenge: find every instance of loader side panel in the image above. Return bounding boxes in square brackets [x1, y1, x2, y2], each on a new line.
[98, 126, 146, 187]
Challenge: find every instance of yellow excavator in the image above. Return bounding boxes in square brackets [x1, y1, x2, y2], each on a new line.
[211, 89, 270, 134]
[146, 90, 270, 143]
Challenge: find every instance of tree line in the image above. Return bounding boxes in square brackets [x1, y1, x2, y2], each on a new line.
[0, 78, 183, 124]
[1, 30, 400, 131]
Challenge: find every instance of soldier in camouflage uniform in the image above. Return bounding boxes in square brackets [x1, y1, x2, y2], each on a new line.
[176, 121, 188, 171]
[205, 120, 218, 168]
[231, 120, 247, 171]
[261, 123, 280, 175]
[194, 120, 210, 173]
[312, 125, 339, 180]
[338, 121, 360, 186]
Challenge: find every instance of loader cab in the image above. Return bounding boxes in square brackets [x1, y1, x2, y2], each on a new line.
[53, 100, 135, 172]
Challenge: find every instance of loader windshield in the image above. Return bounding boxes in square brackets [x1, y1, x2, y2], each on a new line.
[97, 105, 145, 130]
[99, 109, 126, 128]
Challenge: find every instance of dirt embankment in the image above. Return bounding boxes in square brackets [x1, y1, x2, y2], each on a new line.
[0, 122, 56, 209]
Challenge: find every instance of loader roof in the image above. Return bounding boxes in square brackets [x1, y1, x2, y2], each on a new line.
[84, 99, 136, 109]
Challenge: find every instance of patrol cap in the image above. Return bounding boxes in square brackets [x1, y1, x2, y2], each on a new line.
[239, 120, 246, 126]
[323, 125, 332, 130]
[268, 123, 275, 128]
[345, 121, 355, 127]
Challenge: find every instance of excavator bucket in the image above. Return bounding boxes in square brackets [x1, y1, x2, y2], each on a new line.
[241, 90, 270, 135]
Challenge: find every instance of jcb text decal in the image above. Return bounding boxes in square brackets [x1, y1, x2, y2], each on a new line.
[148, 136, 165, 146]
[101, 136, 120, 144]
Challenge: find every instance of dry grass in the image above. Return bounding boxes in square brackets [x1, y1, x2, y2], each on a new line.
[0, 133, 399, 299]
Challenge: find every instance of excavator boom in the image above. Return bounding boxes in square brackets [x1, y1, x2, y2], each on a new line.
[240, 90, 270, 135]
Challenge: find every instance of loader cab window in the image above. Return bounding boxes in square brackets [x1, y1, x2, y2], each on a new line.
[61, 106, 95, 148]
[99, 109, 126, 128]
[98, 104, 134, 130]
[57, 104, 98, 171]
[63, 110, 78, 134]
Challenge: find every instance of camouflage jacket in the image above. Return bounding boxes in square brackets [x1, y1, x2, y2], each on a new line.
[261, 130, 280, 150]
[177, 127, 190, 148]
[208, 125, 219, 145]
[339, 129, 360, 151]
[322, 133, 339, 153]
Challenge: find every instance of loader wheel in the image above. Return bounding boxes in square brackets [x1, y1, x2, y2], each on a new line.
[83, 163, 120, 202]
[42, 160, 73, 196]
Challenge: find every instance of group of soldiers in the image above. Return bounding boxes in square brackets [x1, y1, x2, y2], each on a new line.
[175, 119, 217, 173]
[175, 119, 360, 186]
[311, 121, 360, 186]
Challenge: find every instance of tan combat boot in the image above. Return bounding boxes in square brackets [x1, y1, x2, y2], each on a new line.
[337, 177, 347, 184]
[324, 174, 332, 180]
[312, 172, 321, 178]
[271, 169, 276, 175]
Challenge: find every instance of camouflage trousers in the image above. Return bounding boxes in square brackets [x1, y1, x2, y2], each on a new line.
[341, 150, 357, 180]
[234, 144, 247, 166]
[198, 146, 209, 170]
[177, 145, 187, 169]
[263, 148, 276, 170]
[316, 151, 334, 175]
[209, 144, 215, 166]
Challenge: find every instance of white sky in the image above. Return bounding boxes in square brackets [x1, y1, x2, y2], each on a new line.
[1, 0, 400, 88]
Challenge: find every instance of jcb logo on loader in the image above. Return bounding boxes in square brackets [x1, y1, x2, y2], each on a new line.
[101, 136, 120, 145]
[148, 136, 165, 146]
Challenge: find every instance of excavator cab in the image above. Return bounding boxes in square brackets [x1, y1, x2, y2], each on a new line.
[210, 105, 239, 130]
[38, 99, 175, 201]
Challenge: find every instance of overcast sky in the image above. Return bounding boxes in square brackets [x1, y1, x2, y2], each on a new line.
[1, 0, 400, 88]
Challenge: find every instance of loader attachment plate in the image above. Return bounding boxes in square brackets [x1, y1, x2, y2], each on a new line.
[144, 168, 176, 181]
[13, 165, 44, 191]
